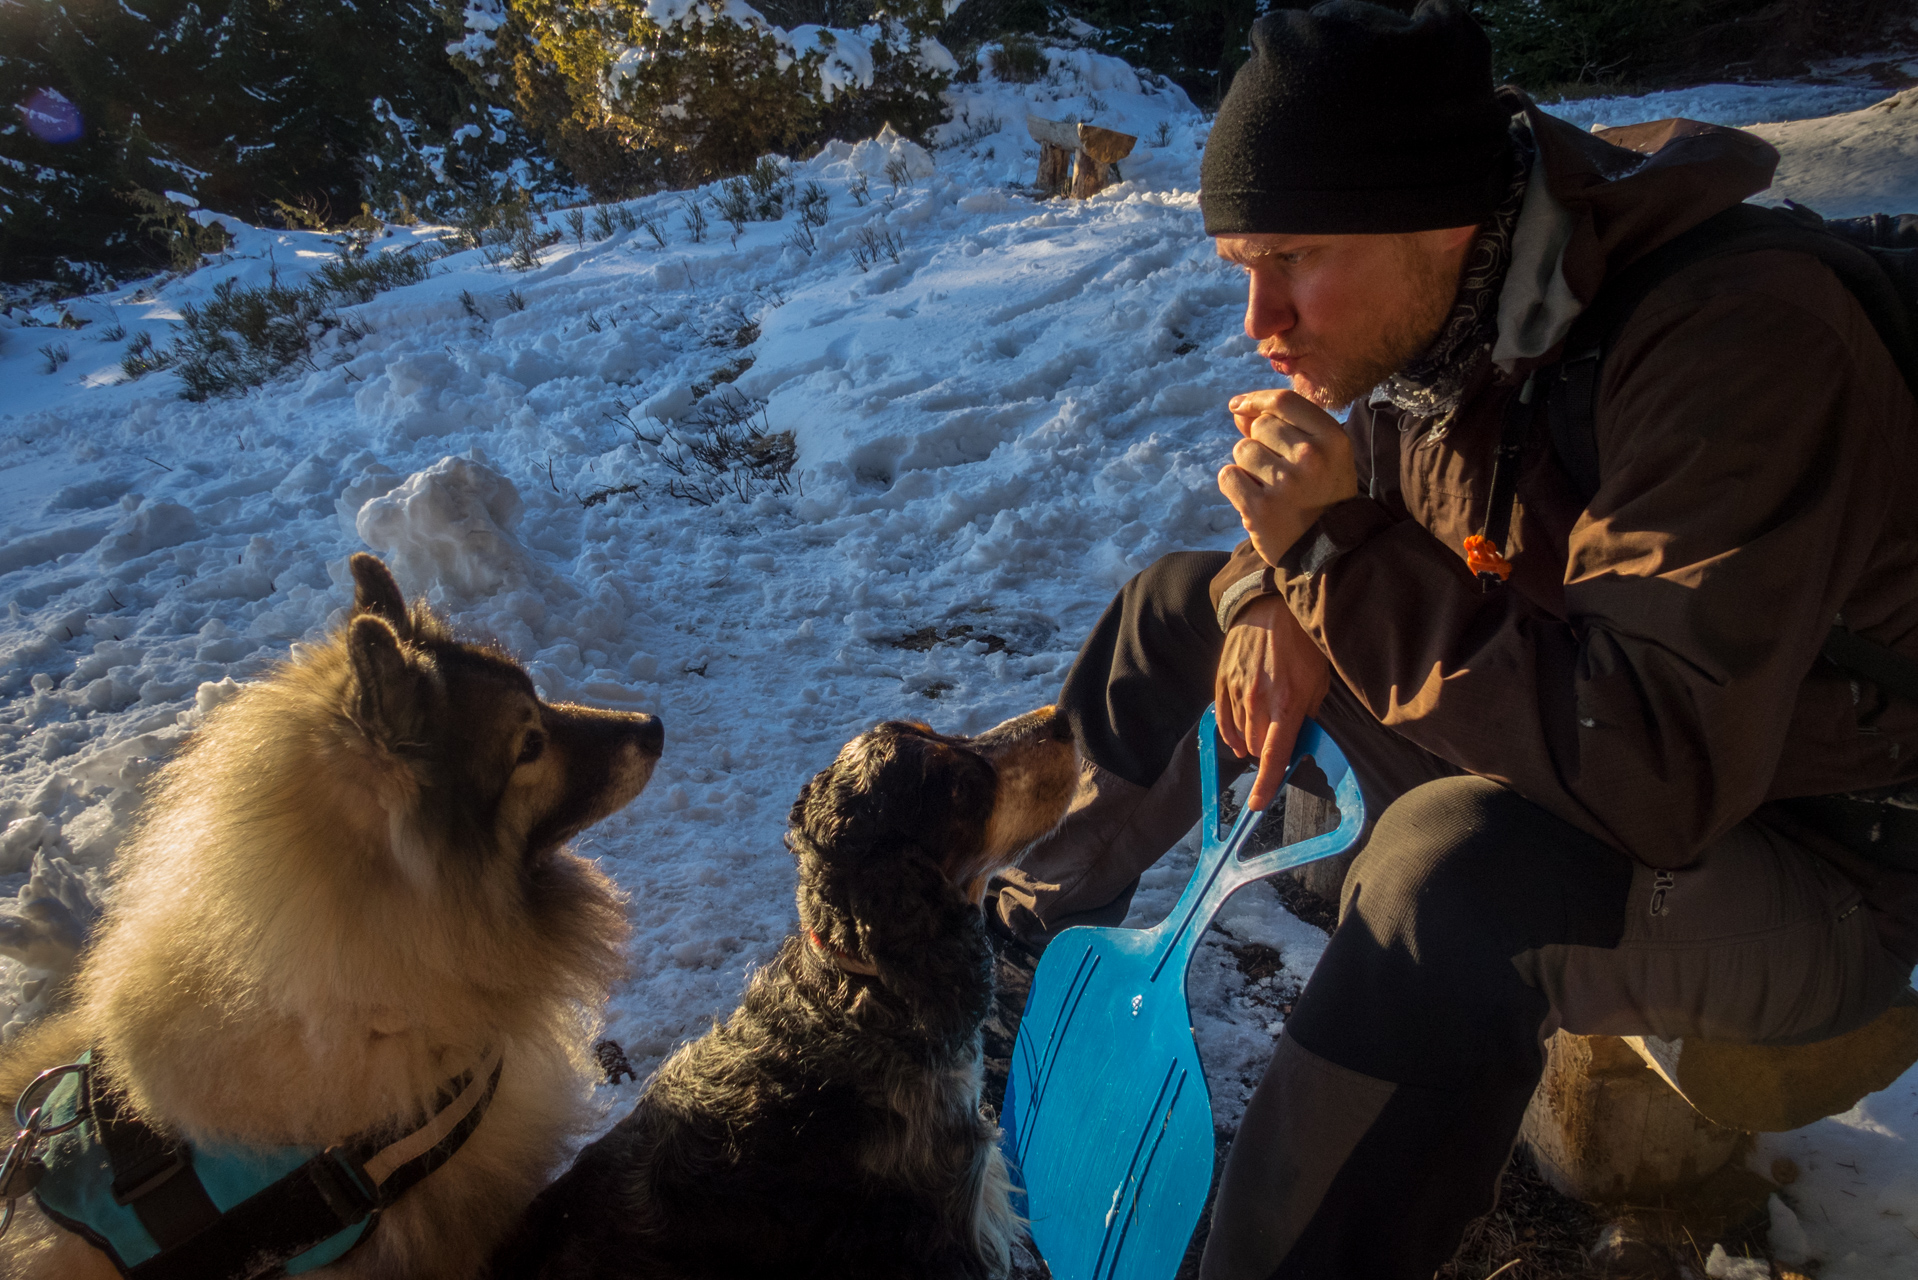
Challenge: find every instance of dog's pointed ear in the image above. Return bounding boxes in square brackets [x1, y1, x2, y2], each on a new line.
[347, 615, 418, 739]
[350, 553, 412, 641]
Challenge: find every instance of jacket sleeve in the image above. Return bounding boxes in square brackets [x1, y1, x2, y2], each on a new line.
[1278, 258, 1906, 866]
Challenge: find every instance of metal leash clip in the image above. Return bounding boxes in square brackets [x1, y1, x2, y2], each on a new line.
[0, 1063, 90, 1239]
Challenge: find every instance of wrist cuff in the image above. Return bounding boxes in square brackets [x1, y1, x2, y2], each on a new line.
[1279, 498, 1395, 581]
[1216, 569, 1275, 631]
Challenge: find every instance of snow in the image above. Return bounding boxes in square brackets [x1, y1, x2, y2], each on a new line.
[1748, 87, 1918, 218]
[1544, 80, 1894, 132]
[1705, 1242, 1773, 1279]
[447, 0, 506, 61]
[2, 61, 1916, 1273]
[784, 26, 876, 101]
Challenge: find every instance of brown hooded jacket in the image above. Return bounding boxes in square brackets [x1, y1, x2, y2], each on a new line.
[1209, 96, 1918, 875]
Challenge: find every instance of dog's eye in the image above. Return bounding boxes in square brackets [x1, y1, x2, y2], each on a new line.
[517, 732, 546, 766]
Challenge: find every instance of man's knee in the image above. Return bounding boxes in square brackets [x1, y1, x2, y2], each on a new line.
[1337, 777, 1543, 949]
[1289, 777, 1632, 1085]
[1339, 776, 1631, 958]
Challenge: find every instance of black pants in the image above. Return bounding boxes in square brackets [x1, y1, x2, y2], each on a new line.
[1024, 552, 1911, 1279]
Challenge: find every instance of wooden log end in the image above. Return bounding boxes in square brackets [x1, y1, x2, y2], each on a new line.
[1077, 123, 1138, 165]
[1629, 998, 1918, 1133]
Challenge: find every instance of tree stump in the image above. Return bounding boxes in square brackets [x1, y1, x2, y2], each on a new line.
[1279, 764, 1353, 908]
[1523, 995, 1918, 1206]
[1034, 141, 1073, 198]
[1521, 1031, 1749, 1203]
[1069, 124, 1137, 198]
[1026, 115, 1137, 199]
[1624, 992, 1918, 1133]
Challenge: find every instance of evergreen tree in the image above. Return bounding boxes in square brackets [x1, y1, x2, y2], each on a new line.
[1471, 0, 1905, 88]
[456, 0, 956, 190]
[1, 0, 529, 287]
[1055, 0, 1258, 106]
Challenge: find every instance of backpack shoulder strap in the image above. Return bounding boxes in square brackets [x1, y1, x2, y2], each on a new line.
[1544, 201, 1918, 503]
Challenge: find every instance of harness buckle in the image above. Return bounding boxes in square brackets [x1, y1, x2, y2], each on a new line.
[14, 1061, 91, 1136]
[0, 1060, 92, 1240]
[0, 1107, 49, 1240]
[311, 1147, 379, 1223]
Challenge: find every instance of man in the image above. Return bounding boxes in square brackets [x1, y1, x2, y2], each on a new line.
[985, 1, 1918, 1275]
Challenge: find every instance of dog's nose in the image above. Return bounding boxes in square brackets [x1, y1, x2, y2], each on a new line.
[636, 715, 664, 757]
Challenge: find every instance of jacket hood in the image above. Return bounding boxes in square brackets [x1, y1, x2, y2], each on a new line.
[1491, 88, 1780, 374]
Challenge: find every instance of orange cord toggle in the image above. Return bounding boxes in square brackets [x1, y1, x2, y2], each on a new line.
[1462, 534, 1513, 582]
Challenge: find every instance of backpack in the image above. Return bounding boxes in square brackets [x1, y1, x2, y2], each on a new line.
[1476, 201, 1918, 702]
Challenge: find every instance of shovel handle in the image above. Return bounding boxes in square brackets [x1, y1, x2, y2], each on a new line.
[1197, 708, 1366, 890]
[1147, 711, 1366, 983]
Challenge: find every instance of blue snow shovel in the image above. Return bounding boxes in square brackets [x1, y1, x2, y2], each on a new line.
[1000, 707, 1365, 1280]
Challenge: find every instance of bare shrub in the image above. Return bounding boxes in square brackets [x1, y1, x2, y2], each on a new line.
[852, 224, 902, 271]
[796, 181, 830, 229]
[748, 156, 789, 218]
[715, 178, 755, 240]
[632, 388, 795, 506]
[121, 331, 171, 379]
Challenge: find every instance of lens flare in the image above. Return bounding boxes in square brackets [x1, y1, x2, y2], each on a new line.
[19, 89, 83, 144]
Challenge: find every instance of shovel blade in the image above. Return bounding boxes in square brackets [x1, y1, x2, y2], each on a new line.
[1002, 926, 1214, 1280]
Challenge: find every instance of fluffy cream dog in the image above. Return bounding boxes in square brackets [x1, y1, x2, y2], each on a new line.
[0, 554, 660, 1279]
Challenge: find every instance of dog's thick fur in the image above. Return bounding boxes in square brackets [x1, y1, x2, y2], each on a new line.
[490, 707, 1079, 1280]
[0, 554, 660, 1280]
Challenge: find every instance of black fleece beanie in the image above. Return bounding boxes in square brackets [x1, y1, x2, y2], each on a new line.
[1200, 0, 1511, 236]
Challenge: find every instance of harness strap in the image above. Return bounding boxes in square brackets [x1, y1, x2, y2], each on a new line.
[91, 1082, 220, 1253]
[358, 1046, 504, 1198]
[125, 1151, 376, 1280]
[67, 1048, 503, 1280]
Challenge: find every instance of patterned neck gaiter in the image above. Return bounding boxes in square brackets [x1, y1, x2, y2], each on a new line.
[1374, 124, 1536, 419]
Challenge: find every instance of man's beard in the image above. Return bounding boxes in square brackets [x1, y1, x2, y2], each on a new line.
[1261, 241, 1462, 412]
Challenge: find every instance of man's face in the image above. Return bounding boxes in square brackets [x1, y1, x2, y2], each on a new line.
[1215, 226, 1479, 411]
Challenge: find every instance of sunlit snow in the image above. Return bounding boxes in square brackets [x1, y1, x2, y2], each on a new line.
[2, 47, 1915, 1275]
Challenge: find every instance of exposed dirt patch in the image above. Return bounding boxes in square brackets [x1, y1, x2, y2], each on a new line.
[891, 622, 1013, 654]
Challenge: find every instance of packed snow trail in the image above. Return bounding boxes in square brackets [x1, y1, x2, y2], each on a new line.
[2, 53, 1915, 1275]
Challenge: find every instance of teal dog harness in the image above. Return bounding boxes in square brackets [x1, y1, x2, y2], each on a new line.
[2, 1048, 501, 1279]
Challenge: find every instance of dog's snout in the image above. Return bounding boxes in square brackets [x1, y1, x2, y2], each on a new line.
[546, 702, 665, 758]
